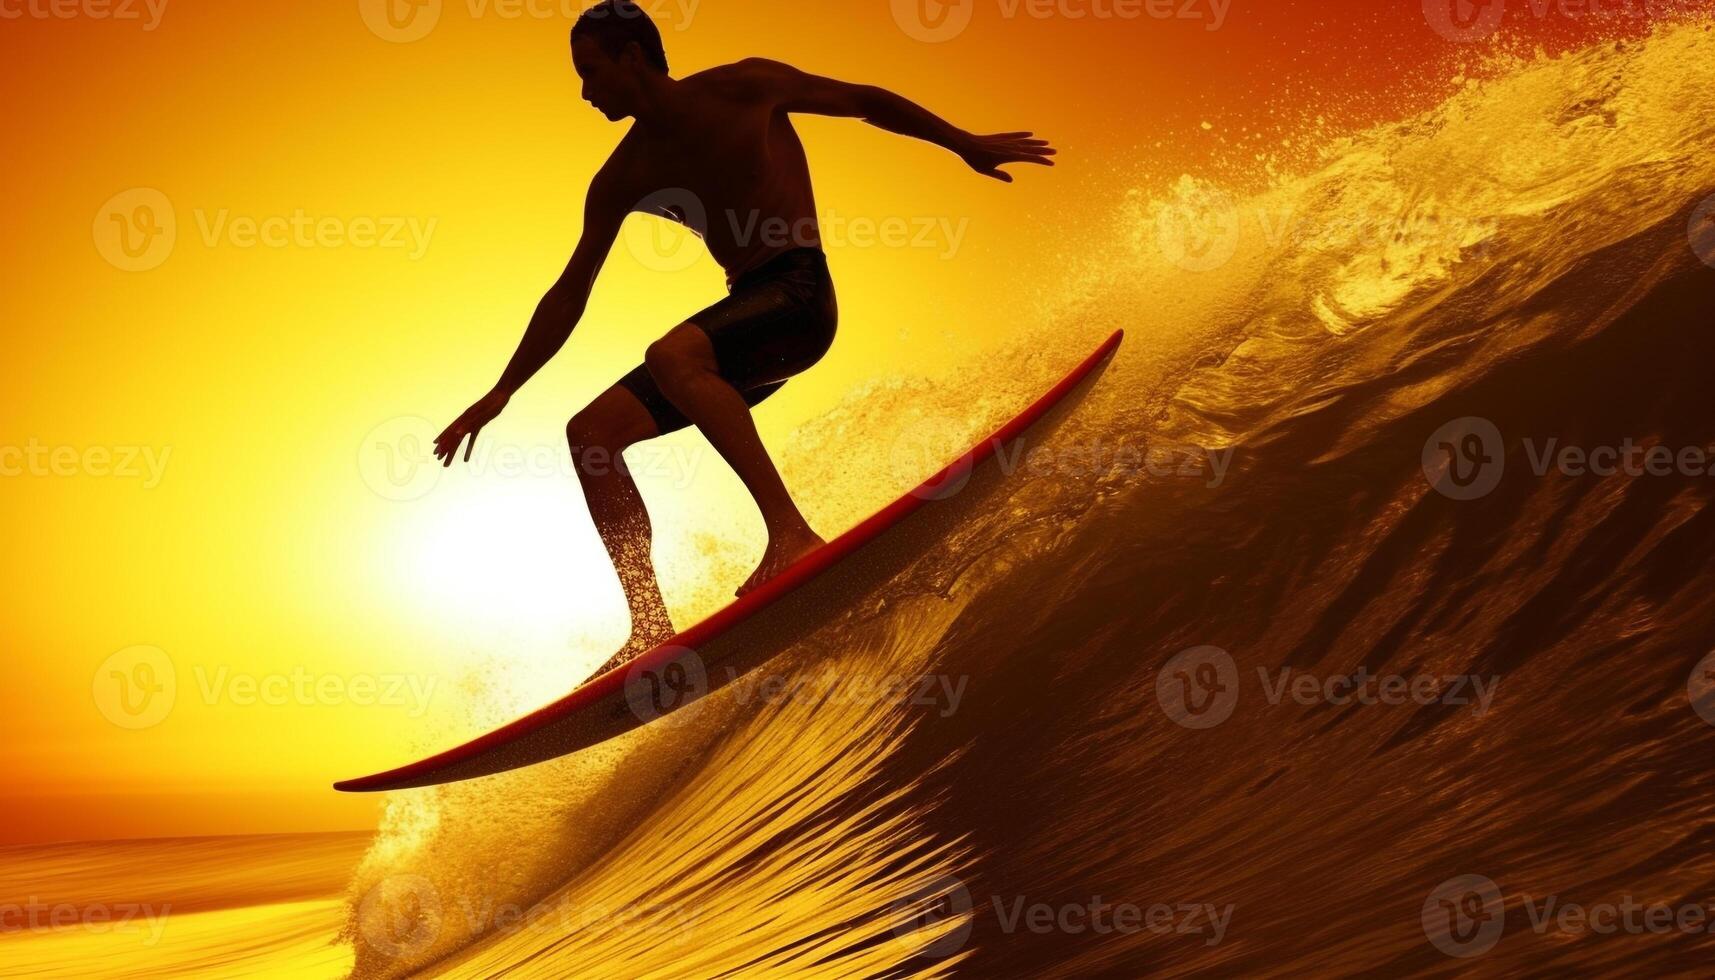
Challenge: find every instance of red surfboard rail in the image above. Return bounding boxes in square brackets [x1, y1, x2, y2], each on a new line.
[336, 329, 1122, 792]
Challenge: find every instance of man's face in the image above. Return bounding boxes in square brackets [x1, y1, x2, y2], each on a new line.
[572, 37, 634, 122]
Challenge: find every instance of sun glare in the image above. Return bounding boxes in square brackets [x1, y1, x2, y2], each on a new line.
[388, 474, 627, 660]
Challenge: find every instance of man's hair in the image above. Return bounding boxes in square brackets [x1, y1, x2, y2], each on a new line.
[571, 1, 669, 74]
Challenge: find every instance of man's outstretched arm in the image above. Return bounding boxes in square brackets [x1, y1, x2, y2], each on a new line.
[734, 57, 1056, 182]
[434, 165, 630, 465]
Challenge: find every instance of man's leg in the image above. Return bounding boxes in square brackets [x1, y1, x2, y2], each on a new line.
[645, 322, 824, 595]
[567, 385, 674, 671]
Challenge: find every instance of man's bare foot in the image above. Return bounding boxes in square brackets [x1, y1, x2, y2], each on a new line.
[591, 625, 676, 678]
[737, 530, 825, 597]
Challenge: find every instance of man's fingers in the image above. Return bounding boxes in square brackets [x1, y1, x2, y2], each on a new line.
[993, 144, 1054, 163]
[463, 429, 479, 463]
[983, 168, 1014, 183]
[992, 147, 1053, 166]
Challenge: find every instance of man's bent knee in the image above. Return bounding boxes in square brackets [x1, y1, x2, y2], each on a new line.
[645, 326, 711, 391]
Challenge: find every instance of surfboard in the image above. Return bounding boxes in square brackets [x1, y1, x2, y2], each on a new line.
[335, 329, 1123, 792]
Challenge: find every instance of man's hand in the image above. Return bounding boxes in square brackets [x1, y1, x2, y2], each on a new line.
[434, 389, 510, 467]
[957, 131, 1056, 183]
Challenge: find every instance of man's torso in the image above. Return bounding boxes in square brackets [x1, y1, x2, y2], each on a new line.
[612, 64, 822, 284]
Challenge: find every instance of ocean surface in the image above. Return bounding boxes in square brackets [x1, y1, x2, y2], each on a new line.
[0, 833, 369, 978]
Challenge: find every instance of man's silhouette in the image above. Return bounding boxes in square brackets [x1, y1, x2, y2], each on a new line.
[433, 0, 1054, 670]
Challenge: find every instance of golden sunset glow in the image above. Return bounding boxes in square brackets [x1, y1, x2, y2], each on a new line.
[9, 1, 1715, 977]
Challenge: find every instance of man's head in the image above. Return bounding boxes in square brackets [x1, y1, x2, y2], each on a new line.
[571, 1, 669, 121]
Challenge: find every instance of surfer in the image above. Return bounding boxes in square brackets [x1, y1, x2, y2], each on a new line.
[431, 0, 1055, 667]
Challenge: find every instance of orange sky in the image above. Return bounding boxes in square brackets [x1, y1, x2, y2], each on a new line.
[1, 0, 1689, 844]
